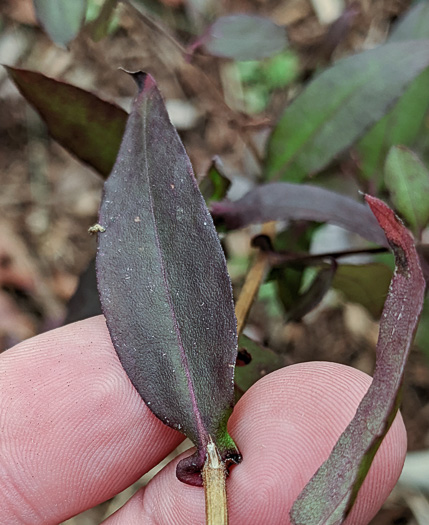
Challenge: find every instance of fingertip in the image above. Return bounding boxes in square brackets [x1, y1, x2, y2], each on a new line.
[107, 362, 406, 524]
[0, 316, 183, 524]
[229, 362, 407, 524]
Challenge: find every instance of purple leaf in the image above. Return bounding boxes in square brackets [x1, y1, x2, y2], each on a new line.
[212, 183, 388, 247]
[96, 72, 241, 486]
[190, 14, 287, 61]
[5, 67, 127, 178]
[290, 195, 425, 524]
[63, 259, 101, 325]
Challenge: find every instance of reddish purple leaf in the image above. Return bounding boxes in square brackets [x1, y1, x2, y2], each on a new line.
[212, 183, 388, 247]
[96, 72, 241, 486]
[290, 195, 425, 524]
[5, 66, 127, 178]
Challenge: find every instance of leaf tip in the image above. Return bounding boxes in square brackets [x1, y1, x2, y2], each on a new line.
[119, 68, 155, 93]
[365, 194, 409, 248]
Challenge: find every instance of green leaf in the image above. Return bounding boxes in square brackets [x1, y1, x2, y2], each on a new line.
[274, 266, 303, 315]
[96, 72, 241, 486]
[235, 335, 287, 396]
[415, 296, 429, 359]
[6, 67, 127, 178]
[290, 195, 425, 524]
[265, 40, 429, 182]
[384, 146, 429, 236]
[33, 0, 88, 47]
[356, 2, 429, 181]
[199, 157, 231, 204]
[270, 225, 319, 318]
[332, 263, 393, 318]
[193, 14, 287, 61]
[286, 263, 336, 322]
[357, 69, 429, 183]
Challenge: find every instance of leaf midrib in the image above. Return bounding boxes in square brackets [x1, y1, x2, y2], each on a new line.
[141, 93, 207, 444]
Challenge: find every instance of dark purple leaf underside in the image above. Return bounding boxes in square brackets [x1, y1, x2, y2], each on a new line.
[290, 195, 425, 524]
[212, 183, 388, 247]
[5, 66, 126, 178]
[96, 72, 240, 486]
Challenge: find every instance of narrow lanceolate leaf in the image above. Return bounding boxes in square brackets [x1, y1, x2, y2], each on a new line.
[211, 183, 388, 247]
[96, 72, 241, 486]
[33, 0, 88, 47]
[265, 40, 429, 181]
[6, 67, 127, 178]
[290, 195, 425, 525]
[357, 2, 429, 181]
[190, 14, 287, 60]
[357, 68, 429, 182]
[384, 146, 429, 237]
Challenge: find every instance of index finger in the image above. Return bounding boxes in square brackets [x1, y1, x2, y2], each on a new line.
[0, 316, 183, 524]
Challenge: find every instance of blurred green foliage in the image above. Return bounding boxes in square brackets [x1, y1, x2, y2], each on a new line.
[237, 51, 299, 113]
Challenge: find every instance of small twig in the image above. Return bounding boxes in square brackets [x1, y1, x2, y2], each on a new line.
[124, 0, 188, 55]
[203, 438, 228, 525]
[235, 251, 270, 337]
[269, 246, 388, 267]
[252, 235, 389, 267]
[234, 225, 276, 337]
[241, 127, 264, 167]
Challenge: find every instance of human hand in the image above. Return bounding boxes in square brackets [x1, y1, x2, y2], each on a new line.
[0, 316, 406, 524]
